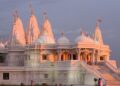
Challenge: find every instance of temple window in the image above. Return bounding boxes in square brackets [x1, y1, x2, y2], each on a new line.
[44, 74, 48, 78]
[100, 56, 104, 60]
[69, 54, 71, 60]
[0, 54, 5, 63]
[73, 54, 77, 60]
[42, 55, 47, 60]
[3, 73, 9, 80]
[61, 55, 64, 61]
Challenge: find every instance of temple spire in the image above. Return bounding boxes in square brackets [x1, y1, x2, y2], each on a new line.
[26, 6, 40, 44]
[40, 11, 55, 44]
[94, 19, 103, 44]
[11, 10, 26, 46]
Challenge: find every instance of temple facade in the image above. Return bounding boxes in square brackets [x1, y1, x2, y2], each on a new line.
[0, 10, 119, 86]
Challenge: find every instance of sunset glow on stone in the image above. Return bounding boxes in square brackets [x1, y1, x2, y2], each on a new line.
[0, 1, 120, 86]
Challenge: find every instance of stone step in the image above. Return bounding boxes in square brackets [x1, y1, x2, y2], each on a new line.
[89, 63, 120, 86]
[106, 85, 120, 86]
[106, 80, 120, 84]
[101, 74, 116, 80]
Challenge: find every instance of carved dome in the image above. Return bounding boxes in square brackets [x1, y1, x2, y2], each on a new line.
[57, 33, 70, 45]
[34, 34, 55, 44]
[75, 32, 94, 44]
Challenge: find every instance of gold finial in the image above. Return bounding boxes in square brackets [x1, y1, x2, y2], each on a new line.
[12, 9, 19, 23]
[61, 32, 64, 37]
[80, 27, 83, 35]
[42, 11, 48, 19]
[96, 18, 102, 26]
[15, 9, 19, 18]
[12, 12, 16, 23]
[29, 2, 34, 15]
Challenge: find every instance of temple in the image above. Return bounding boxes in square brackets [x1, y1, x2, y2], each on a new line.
[0, 9, 120, 86]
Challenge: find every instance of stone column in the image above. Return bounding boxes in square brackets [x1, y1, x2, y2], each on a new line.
[80, 51, 83, 61]
[71, 54, 73, 60]
[85, 53, 87, 63]
[92, 49, 95, 65]
[39, 49, 43, 63]
[78, 49, 81, 61]
[58, 50, 61, 61]
[96, 50, 100, 63]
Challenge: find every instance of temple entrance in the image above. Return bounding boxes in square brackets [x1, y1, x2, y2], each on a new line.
[41, 50, 56, 62]
[61, 52, 70, 61]
[100, 55, 106, 61]
[80, 50, 92, 64]
[73, 54, 77, 60]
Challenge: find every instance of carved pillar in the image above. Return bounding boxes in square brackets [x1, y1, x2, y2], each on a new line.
[34, 45, 40, 66]
[85, 53, 87, 63]
[90, 53, 92, 64]
[71, 53, 73, 60]
[87, 54, 90, 63]
[39, 49, 43, 63]
[80, 51, 83, 61]
[57, 50, 61, 61]
[92, 49, 95, 65]
[96, 50, 100, 63]
[78, 49, 81, 61]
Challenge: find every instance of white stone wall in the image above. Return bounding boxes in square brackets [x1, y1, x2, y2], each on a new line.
[0, 71, 25, 85]
[24, 71, 53, 85]
[0, 61, 97, 85]
[84, 73, 96, 85]
[6, 51, 25, 66]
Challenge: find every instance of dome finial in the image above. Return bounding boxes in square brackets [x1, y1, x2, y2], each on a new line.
[95, 18, 103, 44]
[12, 11, 17, 23]
[80, 27, 84, 36]
[12, 9, 19, 24]
[42, 11, 48, 19]
[96, 18, 102, 26]
[15, 9, 19, 18]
